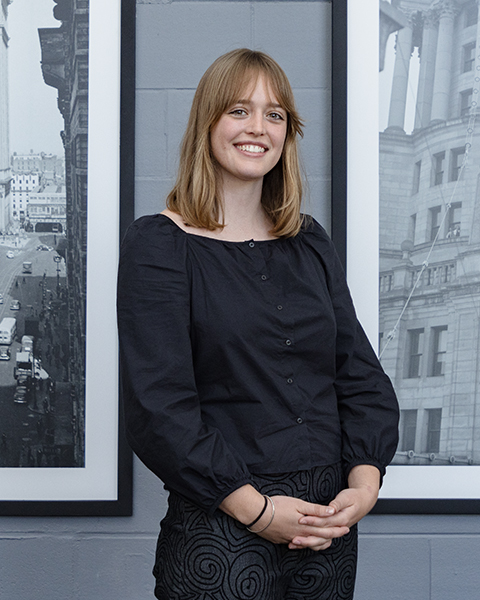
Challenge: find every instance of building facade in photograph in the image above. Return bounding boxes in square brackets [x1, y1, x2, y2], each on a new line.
[0, 0, 12, 232]
[380, 0, 480, 465]
[11, 172, 40, 223]
[10, 153, 65, 227]
[38, 0, 88, 465]
[12, 151, 64, 181]
[28, 184, 66, 231]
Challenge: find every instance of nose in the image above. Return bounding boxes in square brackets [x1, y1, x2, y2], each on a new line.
[247, 111, 265, 136]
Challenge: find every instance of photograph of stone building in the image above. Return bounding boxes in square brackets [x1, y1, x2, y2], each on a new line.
[379, 0, 480, 465]
[0, 0, 88, 468]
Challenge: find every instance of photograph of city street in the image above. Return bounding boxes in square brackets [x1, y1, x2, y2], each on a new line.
[0, 0, 88, 469]
[379, 0, 480, 467]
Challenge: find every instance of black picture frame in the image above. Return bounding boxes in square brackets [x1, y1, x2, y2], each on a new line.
[0, 0, 133, 517]
[333, 0, 480, 514]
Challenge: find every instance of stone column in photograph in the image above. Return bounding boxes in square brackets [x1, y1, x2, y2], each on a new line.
[430, 0, 459, 123]
[387, 18, 414, 131]
[380, 1, 409, 72]
[0, 0, 12, 232]
[414, 10, 439, 130]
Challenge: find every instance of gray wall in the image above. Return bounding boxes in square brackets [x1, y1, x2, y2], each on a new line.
[1, 1, 479, 599]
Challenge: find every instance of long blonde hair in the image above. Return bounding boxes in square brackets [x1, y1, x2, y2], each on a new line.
[166, 48, 305, 237]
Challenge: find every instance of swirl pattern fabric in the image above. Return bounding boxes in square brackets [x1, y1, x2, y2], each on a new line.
[153, 464, 357, 600]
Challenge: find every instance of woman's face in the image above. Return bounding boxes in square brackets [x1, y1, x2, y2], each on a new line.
[210, 74, 287, 188]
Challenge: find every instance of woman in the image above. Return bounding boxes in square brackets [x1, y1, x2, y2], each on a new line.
[117, 49, 399, 600]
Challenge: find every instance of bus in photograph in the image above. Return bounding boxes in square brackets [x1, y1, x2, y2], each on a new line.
[22, 261, 32, 274]
[0, 317, 17, 345]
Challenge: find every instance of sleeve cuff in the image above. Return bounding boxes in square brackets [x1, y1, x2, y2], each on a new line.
[343, 459, 386, 488]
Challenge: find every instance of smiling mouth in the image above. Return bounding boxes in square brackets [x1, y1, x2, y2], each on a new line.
[235, 144, 267, 153]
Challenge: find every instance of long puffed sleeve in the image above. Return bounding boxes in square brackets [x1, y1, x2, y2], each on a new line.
[117, 216, 252, 514]
[304, 220, 399, 482]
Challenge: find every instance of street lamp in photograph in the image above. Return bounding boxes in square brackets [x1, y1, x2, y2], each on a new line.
[53, 255, 61, 294]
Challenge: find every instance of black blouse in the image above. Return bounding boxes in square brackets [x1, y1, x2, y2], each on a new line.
[117, 214, 399, 515]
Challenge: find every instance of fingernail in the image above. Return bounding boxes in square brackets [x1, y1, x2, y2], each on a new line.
[299, 518, 306, 524]
[326, 507, 335, 515]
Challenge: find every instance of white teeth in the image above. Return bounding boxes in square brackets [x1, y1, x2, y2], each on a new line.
[236, 144, 266, 153]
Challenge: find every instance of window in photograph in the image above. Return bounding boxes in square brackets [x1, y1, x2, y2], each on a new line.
[442, 263, 455, 283]
[460, 89, 473, 116]
[426, 267, 439, 286]
[409, 213, 417, 245]
[406, 328, 424, 378]
[380, 273, 393, 292]
[450, 147, 466, 182]
[446, 202, 462, 238]
[429, 205, 442, 241]
[430, 326, 448, 377]
[425, 408, 442, 454]
[412, 160, 421, 194]
[432, 151, 445, 185]
[463, 42, 476, 72]
[400, 409, 418, 451]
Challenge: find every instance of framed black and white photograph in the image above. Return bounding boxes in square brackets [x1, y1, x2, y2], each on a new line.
[0, 0, 133, 516]
[337, 0, 480, 513]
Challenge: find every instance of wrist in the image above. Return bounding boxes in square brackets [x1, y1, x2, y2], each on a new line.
[247, 495, 275, 534]
[348, 464, 381, 493]
[219, 484, 266, 525]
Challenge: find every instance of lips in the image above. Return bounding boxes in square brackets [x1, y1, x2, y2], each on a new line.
[234, 144, 267, 154]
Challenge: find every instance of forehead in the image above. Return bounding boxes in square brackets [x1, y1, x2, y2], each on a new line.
[239, 72, 280, 103]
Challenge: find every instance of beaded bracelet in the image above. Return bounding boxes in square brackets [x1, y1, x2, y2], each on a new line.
[247, 495, 275, 534]
[245, 495, 268, 529]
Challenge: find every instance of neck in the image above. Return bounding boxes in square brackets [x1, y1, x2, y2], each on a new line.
[218, 176, 275, 240]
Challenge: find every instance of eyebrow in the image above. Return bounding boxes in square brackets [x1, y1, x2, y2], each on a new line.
[235, 99, 285, 111]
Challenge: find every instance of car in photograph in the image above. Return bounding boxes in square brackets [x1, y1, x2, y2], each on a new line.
[21, 335, 34, 353]
[0, 346, 10, 361]
[13, 385, 27, 404]
[10, 300, 21, 311]
[6, 250, 14, 259]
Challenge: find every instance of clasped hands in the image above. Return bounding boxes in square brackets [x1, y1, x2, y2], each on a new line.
[263, 465, 380, 551]
[257, 485, 375, 551]
[220, 464, 380, 552]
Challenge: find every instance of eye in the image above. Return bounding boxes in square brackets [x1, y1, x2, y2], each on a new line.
[268, 111, 285, 121]
[229, 108, 247, 116]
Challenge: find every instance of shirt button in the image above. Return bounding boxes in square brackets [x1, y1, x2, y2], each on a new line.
[287, 378, 293, 384]
[261, 274, 267, 281]
[248, 241, 255, 248]
[285, 339, 292, 346]
[276, 305, 283, 311]
[296, 417, 303, 424]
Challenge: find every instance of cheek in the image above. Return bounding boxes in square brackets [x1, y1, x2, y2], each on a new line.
[275, 132, 287, 157]
[210, 132, 224, 163]
[274, 125, 287, 149]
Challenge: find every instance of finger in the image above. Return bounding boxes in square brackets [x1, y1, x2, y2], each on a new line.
[299, 512, 351, 528]
[298, 500, 336, 518]
[288, 536, 333, 551]
[297, 525, 350, 541]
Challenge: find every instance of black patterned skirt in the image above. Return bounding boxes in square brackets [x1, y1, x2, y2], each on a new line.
[153, 463, 357, 600]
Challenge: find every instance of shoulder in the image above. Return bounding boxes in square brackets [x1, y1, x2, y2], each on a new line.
[299, 214, 329, 238]
[298, 215, 337, 256]
[121, 213, 186, 255]
[119, 213, 190, 280]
